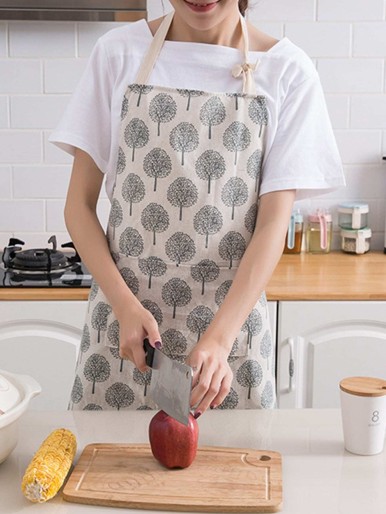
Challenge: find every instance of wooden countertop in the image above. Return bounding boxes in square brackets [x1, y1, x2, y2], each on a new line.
[1, 251, 385, 301]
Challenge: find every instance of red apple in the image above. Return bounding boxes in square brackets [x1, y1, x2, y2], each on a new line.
[148, 410, 199, 469]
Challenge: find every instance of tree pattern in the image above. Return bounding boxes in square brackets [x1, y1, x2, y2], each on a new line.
[191, 259, 220, 295]
[165, 232, 196, 267]
[167, 177, 198, 221]
[74, 86, 274, 411]
[143, 148, 172, 191]
[133, 368, 152, 397]
[149, 93, 177, 136]
[186, 305, 214, 342]
[195, 150, 226, 194]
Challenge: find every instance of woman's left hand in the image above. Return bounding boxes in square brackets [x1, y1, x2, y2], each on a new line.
[186, 337, 233, 417]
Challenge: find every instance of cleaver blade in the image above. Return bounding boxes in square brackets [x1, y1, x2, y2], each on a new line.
[144, 339, 193, 426]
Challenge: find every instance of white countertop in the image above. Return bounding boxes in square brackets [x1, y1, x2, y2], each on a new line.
[2, 409, 386, 514]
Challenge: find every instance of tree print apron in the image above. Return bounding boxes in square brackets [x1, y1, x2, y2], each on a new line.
[70, 11, 275, 411]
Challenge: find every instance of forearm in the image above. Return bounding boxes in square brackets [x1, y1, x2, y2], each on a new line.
[65, 203, 138, 314]
[205, 190, 295, 350]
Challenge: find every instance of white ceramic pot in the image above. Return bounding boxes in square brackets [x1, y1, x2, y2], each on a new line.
[0, 370, 41, 464]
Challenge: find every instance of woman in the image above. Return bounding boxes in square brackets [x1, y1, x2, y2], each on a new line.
[50, 0, 345, 416]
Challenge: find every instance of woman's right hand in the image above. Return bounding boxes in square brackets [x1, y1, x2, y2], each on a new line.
[114, 299, 161, 373]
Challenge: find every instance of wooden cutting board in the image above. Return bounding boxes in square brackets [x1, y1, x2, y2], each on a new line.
[63, 443, 282, 512]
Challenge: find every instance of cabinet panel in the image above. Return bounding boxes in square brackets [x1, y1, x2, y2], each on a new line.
[0, 301, 87, 410]
[277, 301, 386, 408]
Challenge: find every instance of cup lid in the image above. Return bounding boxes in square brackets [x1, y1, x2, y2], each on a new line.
[340, 376, 386, 397]
[338, 202, 369, 213]
[308, 212, 332, 223]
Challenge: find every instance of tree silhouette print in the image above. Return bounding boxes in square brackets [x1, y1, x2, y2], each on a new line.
[169, 122, 199, 165]
[124, 118, 149, 161]
[109, 198, 123, 239]
[143, 147, 172, 192]
[244, 203, 257, 234]
[137, 405, 153, 410]
[121, 173, 145, 216]
[138, 256, 167, 288]
[88, 280, 99, 312]
[119, 227, 144, 257]
[226, 92, 245, 111]
[247, 149, 262, 192]
[191, 259, 220, 295]
[71, 375, 83, 406]
[149, 93, 177, 136]
[79, 324, 90, 364]
[162, 278, 192, 318]
[107, 319, 124, 372]
[259, 292, 267, 309]
[248, 95, 268, 137]
[165, 232, 196, 267]
[215, 280, 233, 306]
[167, 177, 198, 221]
[141, 203, 169, 245]
[84, 354, 111, 394]
[121, 95, 128, 120]
[195, 150, 226, 194]
[236, 359, 263, 400]
[105, 382, 134, 410]
[141, 299, 163, 327]
[260, 329, 272, 371]
[193, 205, 223, 248]
[241, 308, 262, 349]
[128, 84, 153, 107]
[227, 339, 240, 363]
[83, 403, 103, 411]
[217, 387, 239, 409]
[120, 267, 139, 295]
[161, 328, 188, 361]
[199, 96, 226, 139]
[261, 381, 274, 409]
[223, 121, 251, 165]
[117, 147, 126, 174]
[91, 301, 112, 343]
[186, 305, 214, 342]
[218, 231, 246, 269]
[133, 368, 152, 397]
[221, 177, 249, 220]
[177, 89, 204, 110]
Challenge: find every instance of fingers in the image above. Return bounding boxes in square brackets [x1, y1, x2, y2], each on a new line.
[190, 362, 232, 417]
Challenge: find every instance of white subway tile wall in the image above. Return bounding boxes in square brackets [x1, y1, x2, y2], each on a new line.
[0, 0, 385, 250]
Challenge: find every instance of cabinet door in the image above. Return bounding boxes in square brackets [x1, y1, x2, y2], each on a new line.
[277, 301, 386, 408]
[0, 301, 87, 411]
[267, 301, 277, 371]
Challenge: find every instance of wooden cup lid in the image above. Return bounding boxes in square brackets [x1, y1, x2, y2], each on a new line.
[340, 377, 386, 397]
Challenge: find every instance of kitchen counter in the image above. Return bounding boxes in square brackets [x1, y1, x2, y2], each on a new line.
[1, 408, 386, 514]
[1, 251, 385, 301]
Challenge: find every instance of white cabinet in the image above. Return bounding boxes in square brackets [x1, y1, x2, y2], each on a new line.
[0, 301, 87, 410]
[276, 301, 386, 408]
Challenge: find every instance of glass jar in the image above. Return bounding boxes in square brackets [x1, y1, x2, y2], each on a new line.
[341, 228, 371, 254]
[284, 210, 303, 254]
[338, 203, 369, 230]
[306, 210, 332, 254]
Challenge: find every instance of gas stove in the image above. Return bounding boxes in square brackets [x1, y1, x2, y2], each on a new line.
[0, 236, 92, 288]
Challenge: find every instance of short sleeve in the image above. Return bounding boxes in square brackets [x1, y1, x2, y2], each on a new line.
[49, 38, 113, 174]
[260, 73, 345, 200]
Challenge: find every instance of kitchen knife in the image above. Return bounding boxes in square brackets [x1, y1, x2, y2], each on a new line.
[144, 339, 193, 426]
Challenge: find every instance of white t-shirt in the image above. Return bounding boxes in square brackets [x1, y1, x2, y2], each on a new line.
[49, 18, 345, 201]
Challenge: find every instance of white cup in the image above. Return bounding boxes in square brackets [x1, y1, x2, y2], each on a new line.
[340, 377, 386, 456]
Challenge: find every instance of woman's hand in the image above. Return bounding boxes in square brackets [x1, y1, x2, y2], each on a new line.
[186, 337, 233, 417]
[113, 299, 161, 373]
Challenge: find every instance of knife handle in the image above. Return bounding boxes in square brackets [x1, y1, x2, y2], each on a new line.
[143, 338, 155, 368]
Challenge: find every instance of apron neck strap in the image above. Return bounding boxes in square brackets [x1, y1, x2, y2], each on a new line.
[135, 10, 258, 95]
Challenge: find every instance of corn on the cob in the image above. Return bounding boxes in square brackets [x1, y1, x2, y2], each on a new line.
[21, 428, 77, 503]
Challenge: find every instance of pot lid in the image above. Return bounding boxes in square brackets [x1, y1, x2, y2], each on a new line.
[340, 376, 386, 397]
[0, 374, 21, 413]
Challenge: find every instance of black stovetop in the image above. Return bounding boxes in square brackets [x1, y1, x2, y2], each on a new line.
[0, 236, 92, 288]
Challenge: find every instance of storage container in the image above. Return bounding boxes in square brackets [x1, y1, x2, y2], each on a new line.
[340, 228, 371, 255]
[306, 211, 332, 254]
[284, 210, 303, 254]
[338, 203, 369, 230]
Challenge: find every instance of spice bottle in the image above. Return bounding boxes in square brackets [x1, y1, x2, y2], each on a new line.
[338, 203, 369, 230]
[340, 228, 371, 254]
[306, 210, 332, 254]
[284, 210, 303, 254]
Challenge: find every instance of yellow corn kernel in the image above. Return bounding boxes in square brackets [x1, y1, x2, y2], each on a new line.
[21, 428, 77, 503]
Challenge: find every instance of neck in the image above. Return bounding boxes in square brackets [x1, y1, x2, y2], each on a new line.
[167, 11, 243, 49]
